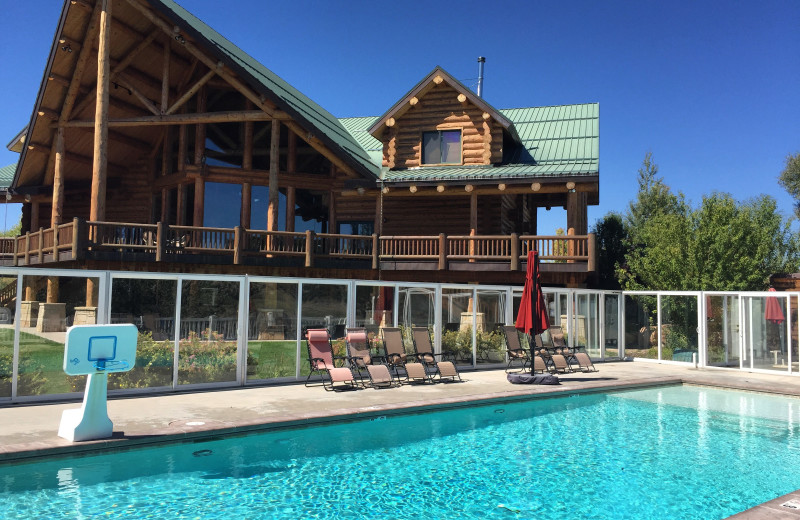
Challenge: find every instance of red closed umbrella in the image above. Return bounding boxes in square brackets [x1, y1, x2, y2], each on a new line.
[515, 250, 550, 336]
[765, 288, 785, 324]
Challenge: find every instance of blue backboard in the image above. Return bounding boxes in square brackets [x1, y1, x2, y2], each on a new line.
[63, 324, 138, 375]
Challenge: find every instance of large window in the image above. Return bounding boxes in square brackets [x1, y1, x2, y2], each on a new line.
[422, 130, 461, 165]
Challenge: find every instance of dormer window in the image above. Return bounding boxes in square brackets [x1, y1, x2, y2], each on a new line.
[422, 130, 461, 165]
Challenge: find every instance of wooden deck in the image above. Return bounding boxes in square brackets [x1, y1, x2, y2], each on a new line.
[0, 219, 595, 279]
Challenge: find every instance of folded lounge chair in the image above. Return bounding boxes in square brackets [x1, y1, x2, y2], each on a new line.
[411, 327, 462, 383]
[305, 328, 359, 391]
[345, 328, 395, 388]
[381, 327, 435, 383]
[502, 325, 530, 373]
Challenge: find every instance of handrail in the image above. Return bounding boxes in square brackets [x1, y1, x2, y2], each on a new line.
[6, 219, 595, 272]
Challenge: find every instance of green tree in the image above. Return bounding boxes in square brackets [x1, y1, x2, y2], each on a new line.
[778, 152, 800, 218]
[592, 212, 627, 290]
[618, 152, 799, 291]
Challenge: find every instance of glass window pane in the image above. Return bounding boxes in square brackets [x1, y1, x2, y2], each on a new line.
[706, 295, 739, 367]
[603, 294, 620, 359]
[301, 283, 347, 376]
[109, 278, 177, 390]
[18, 275, 100, 396]
[440, 130, 461, 164]
[355, 285, 394, 359]
[247, 282, 298, 381]
[746, 295, 788, 372]
[0, 275, 15, 398]
[624, 294, 657, 359]
[440, 288, 473, 365]
[178, 280, 240, 385]
[422, 132, 440, 164]
[660, 295, 698, 362]
[204, 182, 242, 229]
[475, 289, 506, 365]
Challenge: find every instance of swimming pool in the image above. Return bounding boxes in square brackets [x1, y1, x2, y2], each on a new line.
[1, 385, 799, 519]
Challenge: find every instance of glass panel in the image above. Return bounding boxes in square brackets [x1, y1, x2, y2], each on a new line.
[745, 295, 788, 372]
[440, 288, 473, 365]
[109, 278, 177, 390]
[0, 275, 15, 398]
[247, 282, 298, 381]
[355, 284, 394, 333]
[624, 294, 657, 359]
[603, 294, 620, 359]
[660, 295, 699, 362]
[17, 275, 99, 396]
[205, 123, 242, 167]
[338, 221, 374, 236]
[178, 280, 239, 385]
[397, 286, 436, 359]
[577, 293, 601, 357]
[204, 182, 242, 229]
[440, 130, 461, 164]
[300, 283, 347, 376]
[422, 132, 440, 164]
[706, 295, 740, 367]
[475, 289, 506, 365]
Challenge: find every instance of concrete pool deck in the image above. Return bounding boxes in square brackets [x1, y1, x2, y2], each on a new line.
[1, 361, 800, 518]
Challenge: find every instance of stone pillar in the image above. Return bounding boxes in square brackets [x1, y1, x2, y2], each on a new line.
[37, 302, 67, 333]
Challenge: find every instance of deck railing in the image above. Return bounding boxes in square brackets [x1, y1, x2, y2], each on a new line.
[1, 219, 595, 272]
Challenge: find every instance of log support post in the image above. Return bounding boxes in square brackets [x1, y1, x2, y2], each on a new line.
[510, 232, 519, 271]
[233, 225, 243, 265]
[438, 233, 447, 271]
[52, 127, 65, 226]
[90, 0, 112, 222]
[155, 221, 164, 261]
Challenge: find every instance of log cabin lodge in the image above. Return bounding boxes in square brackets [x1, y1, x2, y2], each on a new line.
[0, 0, 600, 336]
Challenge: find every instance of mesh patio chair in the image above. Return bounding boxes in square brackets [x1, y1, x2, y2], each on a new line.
[345, 328, 395, 388]
[381, 327, 429, 383]
[502, 325, 530, 373]
[573, 352, 598, 372]
[305, 328, 359, 391]
[410, 326, 462, 383]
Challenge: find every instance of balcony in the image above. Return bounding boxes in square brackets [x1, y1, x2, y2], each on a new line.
[0, 219, 595, 280]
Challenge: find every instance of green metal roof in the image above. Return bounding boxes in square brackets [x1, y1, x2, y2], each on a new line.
[151, 0, 379, 179]
[339, 103, 599, 183]
[0, 164, 16, 190]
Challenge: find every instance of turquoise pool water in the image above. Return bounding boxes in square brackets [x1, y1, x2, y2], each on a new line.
[2, 385, 800, 519]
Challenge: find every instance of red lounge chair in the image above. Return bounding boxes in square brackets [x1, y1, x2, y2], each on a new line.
[345, 328, 395, 388]
[305, 328, 359, 391]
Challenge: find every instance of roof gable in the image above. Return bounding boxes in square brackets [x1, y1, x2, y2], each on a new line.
[366, 66, 518, 143]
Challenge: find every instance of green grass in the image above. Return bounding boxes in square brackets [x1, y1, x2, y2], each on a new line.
[246, 340, 302, 379]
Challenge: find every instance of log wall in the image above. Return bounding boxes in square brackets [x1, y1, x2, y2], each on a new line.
[381, 83, 503, 169]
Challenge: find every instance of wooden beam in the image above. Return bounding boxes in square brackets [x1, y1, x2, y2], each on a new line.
[60, 0, 103, 124]
[124, 0, 283, 118]
[267, 120, 280, 232]
[51, 127, 65, 226]
[193, 176, 204, 226]
[60, 109, 282, 127]
[116, 73, 161, 115]
[161, 38, 170, 113]
[90, 0, 112, 222]
[241, 182, 251, 229]
[194, 85, 206, 165]
[283, 120, 357, 178]
[166, 67, 216, 115]
[286, 186, 295, 232]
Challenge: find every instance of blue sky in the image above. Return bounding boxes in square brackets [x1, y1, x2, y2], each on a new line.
[0, 0, 798, 233]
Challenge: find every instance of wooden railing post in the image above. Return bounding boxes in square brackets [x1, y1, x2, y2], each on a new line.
[371, 233, 379, 270]
[233, 226, 243, 265]
[38, 228, 44, 264]
[567, 227, 575, 263]
[305, 230, 315, 267]
[438, 233, 447, 270]
[510, 233, 519, 271]
[587, 232, 596, 272]
[155, 221, 164, 262]
[23, 232, 30, 265]
[12, 236, 19, 266]
[72, 217, 86, 260]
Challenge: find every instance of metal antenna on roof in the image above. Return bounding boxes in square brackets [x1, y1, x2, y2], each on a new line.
[477, 57, 486, 97]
